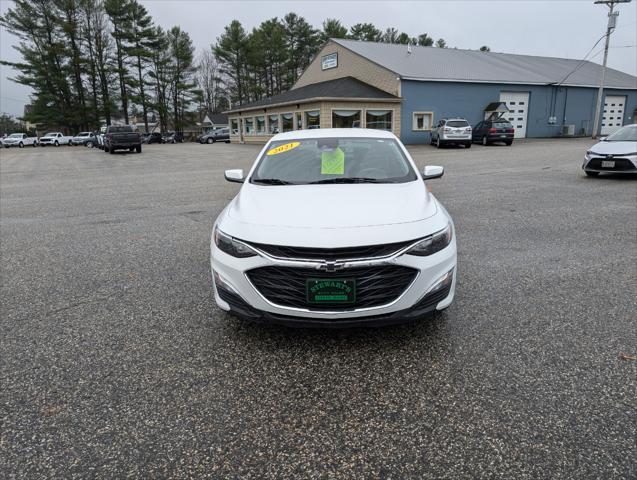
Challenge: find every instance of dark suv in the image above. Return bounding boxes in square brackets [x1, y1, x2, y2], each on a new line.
[143, 132, 163, 144]
[199, 128, 230, 144]
[472, 119, 515, 146]
[104, 125, 142, 153]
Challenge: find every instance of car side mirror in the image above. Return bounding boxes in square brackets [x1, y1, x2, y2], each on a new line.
[423, 165, 444, 180]
[224, 169, 244, 183]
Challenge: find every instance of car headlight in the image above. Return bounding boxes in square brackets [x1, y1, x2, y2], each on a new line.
[213, 225, 257, 258]
[405, 223, 453, 257]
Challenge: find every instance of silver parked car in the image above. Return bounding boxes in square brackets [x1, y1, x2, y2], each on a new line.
[431, 118, 472, 148]
[582, 124, 637, 177]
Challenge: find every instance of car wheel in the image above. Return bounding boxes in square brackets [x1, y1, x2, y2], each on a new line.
[225, 140, 230, 143]
[585, 171, 599, 177]
[19, 142, 24, 148]
[482, 136, 488, 146]
[54, 141, 59, 147]
[207, 138, 213, 144]
[465, 142, 471, 148]
[505, 141, 513, 146]
[86, 141, 93, 148]
[436, 137, 442, 148]
[33, 142, 38, 147]
[136, 145, 142, 153]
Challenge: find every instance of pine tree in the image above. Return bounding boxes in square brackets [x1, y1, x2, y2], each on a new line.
[214, 20, 248, 105]
[349, 23, 382, 42]
[104, 0, 133, 124]
[124, 0, 156, 131]
[167, 26, 198, 132]
[417, 33, 434, 47]
[321, 18, 348, 42]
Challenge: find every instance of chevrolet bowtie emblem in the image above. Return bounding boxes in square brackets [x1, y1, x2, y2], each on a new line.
[318, 261, 345, 272]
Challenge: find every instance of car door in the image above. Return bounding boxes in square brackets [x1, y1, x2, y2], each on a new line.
[473, 122, 483, 140]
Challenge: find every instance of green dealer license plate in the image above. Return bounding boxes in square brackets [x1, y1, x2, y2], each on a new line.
[306, 279, 356, 304]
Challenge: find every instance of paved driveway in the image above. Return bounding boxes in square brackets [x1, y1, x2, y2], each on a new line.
[1, 139, 635, 478]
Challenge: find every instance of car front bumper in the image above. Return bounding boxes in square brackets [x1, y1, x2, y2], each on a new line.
[210, 235, 457, 327]
[583, 154, 637, 173]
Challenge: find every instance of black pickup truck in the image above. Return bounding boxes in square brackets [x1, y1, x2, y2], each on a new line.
[104, 125, 142, 154]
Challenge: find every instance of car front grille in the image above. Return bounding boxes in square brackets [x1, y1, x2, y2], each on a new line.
[246, 265, 418, 310]
[587, 158, 636, 171]
[247, 239, 417, 261]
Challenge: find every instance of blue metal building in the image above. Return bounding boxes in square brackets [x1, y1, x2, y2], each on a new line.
[227, 39, 637, 144]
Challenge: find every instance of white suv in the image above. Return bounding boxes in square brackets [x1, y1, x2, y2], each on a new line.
[431, 118, 472, 149]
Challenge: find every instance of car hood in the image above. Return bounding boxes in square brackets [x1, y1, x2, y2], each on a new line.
[590, 140, 637, 155]
[220, 181, 444, 247]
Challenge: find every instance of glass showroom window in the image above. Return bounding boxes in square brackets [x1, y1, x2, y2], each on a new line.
[332, 109, 361, 128]
[295, 112, 303, 130]
[366, 110, 392, 131]
[281, 113, 294, 132]
[230, 119, 239, 135]
[305, 110, 320, 129]
[244, 117, 254, 135]
[255, 116, 266, 134]
[269, 114, 279, 134]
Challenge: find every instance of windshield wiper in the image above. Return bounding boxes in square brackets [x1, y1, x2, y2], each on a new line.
[308, 177, 385, 184]
[252, 178, 296, 185]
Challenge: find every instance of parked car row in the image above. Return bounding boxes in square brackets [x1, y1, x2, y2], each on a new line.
[430, 117, 516, 148]
[197, 128, 230, 144]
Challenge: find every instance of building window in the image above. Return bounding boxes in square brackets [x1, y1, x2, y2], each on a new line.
[255, 116, 265, 134]
[281, 113, 293, 132]
[230, 118, 239, 135]
[244, 117, 254, 134]
[332, 109, 361, 128]
[366, 110, 392, 131]
[412, 112, 433, 131]
[295, 112, 303, 130]
[305, 110, 320, 129]
[268, 114, 279, 134]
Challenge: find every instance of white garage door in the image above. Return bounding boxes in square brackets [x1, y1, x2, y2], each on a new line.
[500, 91, 530, 138]
[601, 95, 626, 135]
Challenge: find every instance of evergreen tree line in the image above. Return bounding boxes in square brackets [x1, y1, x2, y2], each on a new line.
[213, 16, 455, 106]
[1, 2, 490, 130]
[0, 0, 198, 132]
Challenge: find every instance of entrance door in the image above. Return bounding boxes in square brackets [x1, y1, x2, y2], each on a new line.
[500, 91, 530, 138]
[601, 95, 626, 135]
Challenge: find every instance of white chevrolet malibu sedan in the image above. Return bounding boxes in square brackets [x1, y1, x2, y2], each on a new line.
[210, 128, 457, 327]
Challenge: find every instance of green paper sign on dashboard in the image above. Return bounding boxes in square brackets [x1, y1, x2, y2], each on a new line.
[321, 147, 345, 175]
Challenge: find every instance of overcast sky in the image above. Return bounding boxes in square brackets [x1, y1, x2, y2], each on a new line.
[1, 0, 636, 117]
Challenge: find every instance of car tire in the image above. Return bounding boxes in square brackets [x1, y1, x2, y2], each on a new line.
[136, 145, 142, 153]
[225, 140, 230, 143]
[436, 137, 443, 148]
[465, 142, 471, 149]
[54, 141, 59, 147]
[19, 142, 24, 148]
[33, 142, 37, 147]
[585, 171, 599, 177]
[207, 138, 214, 144]
[86, 141, 93, 148]
[482, 136, 488, 146]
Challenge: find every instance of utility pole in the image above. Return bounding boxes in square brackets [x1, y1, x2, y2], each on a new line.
[591, 0, 631, 138]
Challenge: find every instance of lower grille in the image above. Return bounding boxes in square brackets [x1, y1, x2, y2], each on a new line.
[246, 265, 418, 310]
[587, 158, 635, 171]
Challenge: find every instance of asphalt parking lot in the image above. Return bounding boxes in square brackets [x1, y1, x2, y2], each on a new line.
[1, 139, 635, 479]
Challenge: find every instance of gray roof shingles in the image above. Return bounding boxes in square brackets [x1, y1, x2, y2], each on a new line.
[227, 76, 399, 112]
[333, 39, 637, 89]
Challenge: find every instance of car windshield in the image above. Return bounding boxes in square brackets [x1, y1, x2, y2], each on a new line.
[78, 132, 89, 136]
[44, 132, 56, 136]
[8, 134, 22, 138]
[108, 126, 133, 133]
[446, 120, 469, 127]
[605, 126, 637, 142]
[250, 137, 417, 185]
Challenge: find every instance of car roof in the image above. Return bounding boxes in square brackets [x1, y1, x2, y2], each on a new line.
[443, 118, 468, 121]
[270, 128, 396, 141]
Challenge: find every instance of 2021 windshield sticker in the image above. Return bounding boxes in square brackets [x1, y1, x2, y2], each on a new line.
[266, 142, 300, 156]
[321, 147, 345, 175]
